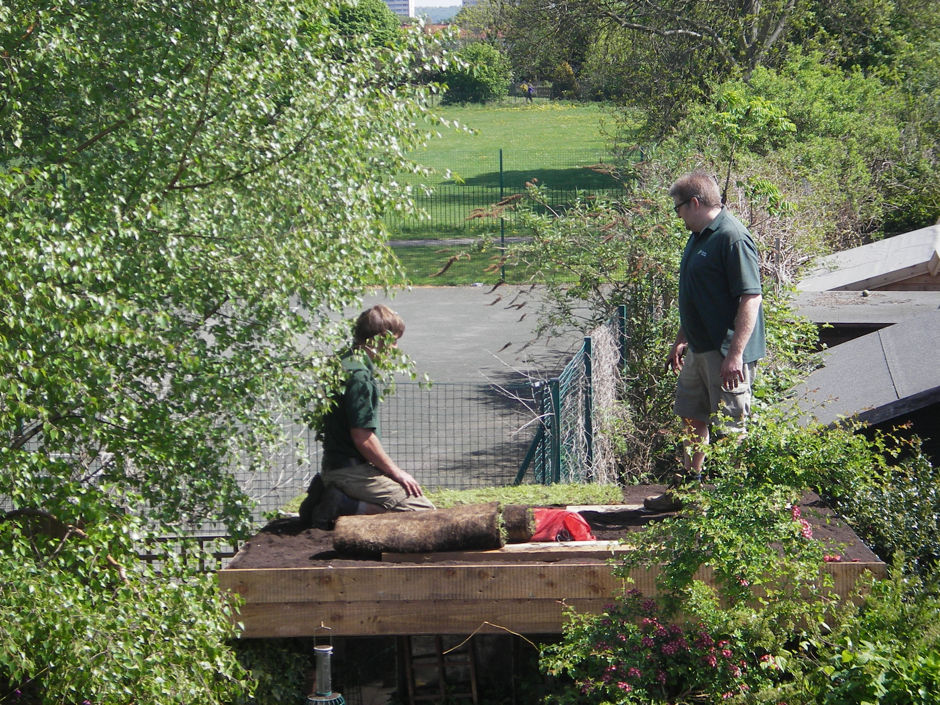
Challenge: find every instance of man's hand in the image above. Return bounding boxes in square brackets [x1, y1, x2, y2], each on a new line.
[666, 341, 688, 374]
[721, 294, 761, 389]
[386, 468, 424, 497]
[720, 352, 745, 390]
[351, 427, 425, 497]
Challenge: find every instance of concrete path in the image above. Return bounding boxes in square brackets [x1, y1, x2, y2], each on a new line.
[243, 286, 586, 519]
[361, 285, 582, 385]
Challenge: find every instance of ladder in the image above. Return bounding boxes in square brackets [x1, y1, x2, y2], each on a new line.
[399, 635, 478, 705]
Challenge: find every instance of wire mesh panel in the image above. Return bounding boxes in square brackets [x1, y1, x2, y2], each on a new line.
[380, 382, 539, 491]
[231, 381, 543, 521]
[388, 149, 624, 233]
[517, 310, 624, 485]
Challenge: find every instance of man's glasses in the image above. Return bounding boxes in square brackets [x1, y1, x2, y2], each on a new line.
[673, 198, 693, 214]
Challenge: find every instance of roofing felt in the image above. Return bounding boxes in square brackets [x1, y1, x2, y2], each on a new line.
[794, 308, 940, 426]
[797, 224, 940, 292]
[794, 290, 940, 325]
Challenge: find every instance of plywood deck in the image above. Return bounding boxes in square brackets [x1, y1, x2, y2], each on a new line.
[219, 489, 887, 638]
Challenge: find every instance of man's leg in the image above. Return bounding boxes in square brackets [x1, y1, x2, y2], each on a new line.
[682, 416, 709, 481]
[645, 352, 712, 512]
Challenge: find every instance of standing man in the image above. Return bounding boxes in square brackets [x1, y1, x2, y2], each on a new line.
[645, 171, 765, 512]
[300, 304, 434, 529]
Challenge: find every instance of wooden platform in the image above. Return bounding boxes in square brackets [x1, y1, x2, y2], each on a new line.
[219, 547, 886, 638]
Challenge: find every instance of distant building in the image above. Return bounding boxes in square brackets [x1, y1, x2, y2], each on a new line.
[384, 0, 414, 17]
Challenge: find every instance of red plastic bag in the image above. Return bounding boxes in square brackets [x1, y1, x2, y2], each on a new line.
[531, 508, 596, 542]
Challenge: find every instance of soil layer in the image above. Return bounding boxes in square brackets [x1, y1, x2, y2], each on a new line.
[227, 486, 881, 570]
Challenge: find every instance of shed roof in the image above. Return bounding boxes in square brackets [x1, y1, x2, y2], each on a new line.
[794, 290, 940, 326]
[794, 308, 940, 426]
[797, 224, 940, 292]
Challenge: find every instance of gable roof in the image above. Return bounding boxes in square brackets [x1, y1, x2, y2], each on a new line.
[794, 308, 940, 426]
[797, 224, 940, 292]
[794, 290, 940, 326]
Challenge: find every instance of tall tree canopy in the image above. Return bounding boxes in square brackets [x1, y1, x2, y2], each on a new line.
[0, 3, 450, 700]
[0, 0, 447, 536]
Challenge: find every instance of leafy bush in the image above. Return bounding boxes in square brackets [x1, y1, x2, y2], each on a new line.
[550, 62, 581, 100]
[667, 50, 939, 254]
[503, 177, 819, 481]
[540, 411, 940, 703]
[786, 558, 940, 704]
[0, 516, 247, 705]
[442, 43, 513, 104]
[826, 434, 940, 572]
[231, 639, 313, 705]
[542, 589, 774, 703]
[330, 0, 402, 47]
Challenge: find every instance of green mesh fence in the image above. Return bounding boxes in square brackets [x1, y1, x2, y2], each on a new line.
[515, 308, 625, 485]
[388, 149, 625, 234]
[224, 309, 627, 524]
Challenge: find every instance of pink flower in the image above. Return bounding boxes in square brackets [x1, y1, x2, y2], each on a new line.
[656, 670, 667, 684]
[800, 518, 813, 539]
[824, 554, 842, 562]
[627, 667, 642, 678]
[617, 682, 632, 692]
[722, 649, 733, 659]
[695, 632, 714, 648]
[703, 654, 718, 668]
[791, 506, 801, 520]
[722, 692, 734, 699]
[641, 636, 655, 648]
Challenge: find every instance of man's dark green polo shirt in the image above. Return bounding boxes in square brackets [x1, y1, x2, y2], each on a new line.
[321, 350, 381, 465]
[678, 207, 766, 363]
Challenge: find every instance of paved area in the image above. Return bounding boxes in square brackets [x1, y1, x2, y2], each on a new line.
[243, 287, 586, 518]
[361, 285, 582, 385]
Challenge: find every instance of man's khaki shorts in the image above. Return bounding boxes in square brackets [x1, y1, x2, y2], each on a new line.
[673, 350, 757, 434]
[322, 460, 435, 511]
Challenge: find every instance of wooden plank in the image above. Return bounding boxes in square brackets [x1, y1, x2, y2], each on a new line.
[382, 540, 633, 564]
[233, 598, 614, 637]
[220, 560, 887, 607]
[220, 562, 630, 604]
[221, 561, 887, 639]
[565, 504, 644, 512]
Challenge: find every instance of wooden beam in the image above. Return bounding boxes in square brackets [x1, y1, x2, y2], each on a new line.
[383, 540, 633, 563]
[233, 598, 615, 637]
[221, 561, 887, 639]
[220, 563, 632, 604]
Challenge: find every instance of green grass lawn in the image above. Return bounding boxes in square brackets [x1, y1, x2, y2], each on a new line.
[387, 101, 624, 284]
[412, 101, 611, 166]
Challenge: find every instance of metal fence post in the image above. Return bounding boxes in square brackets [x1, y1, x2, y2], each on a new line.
[550, 378, 561, 483]
[499, 148, 505, 281]
[618, 304, 627, 371]
[583, 336, 593, 475]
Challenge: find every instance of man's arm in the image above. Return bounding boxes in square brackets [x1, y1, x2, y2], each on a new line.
[350, 427, 424, 497]
[666, 327, 689, 374]
[720, 294, 762, 388]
